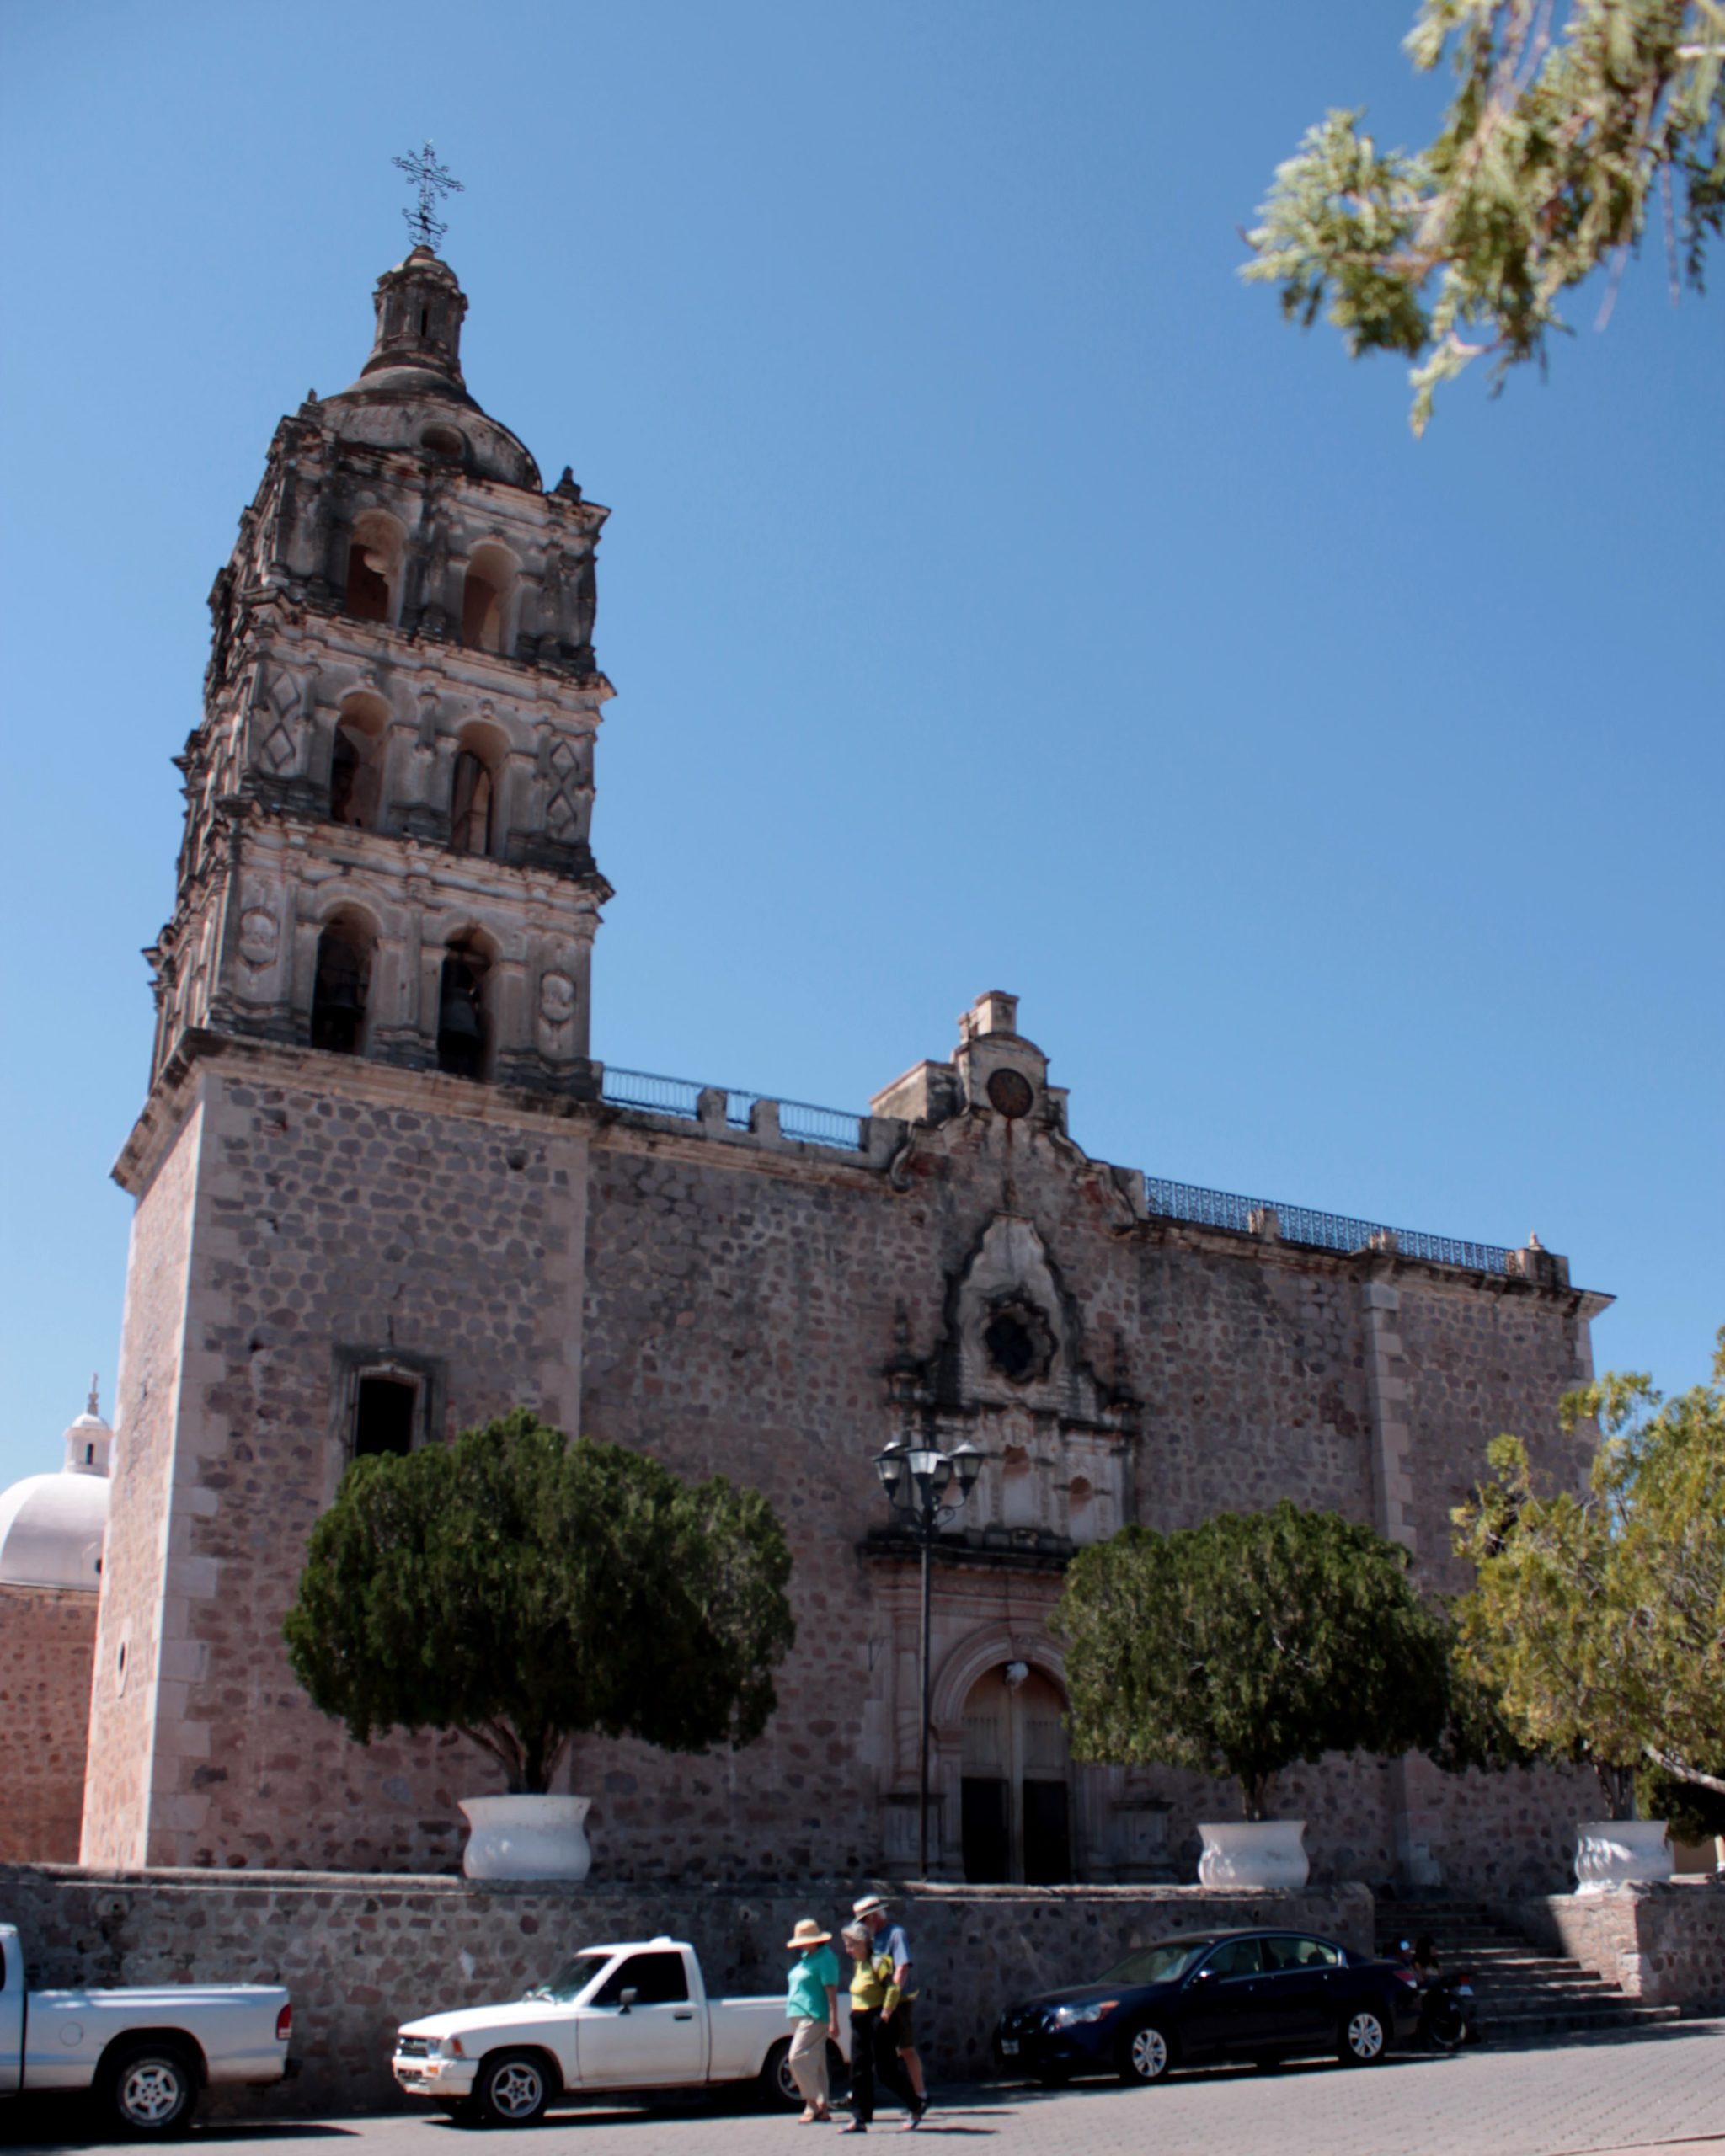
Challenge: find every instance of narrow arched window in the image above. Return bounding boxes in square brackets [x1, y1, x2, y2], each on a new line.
[311, 922, 371, 1054]
[436, 942, 489, 1079]
[345, 542, 391, 622]
[344, 513, 403, 626]
[450, 750, 494, 857]
[329, 720, 382, 829]
[460, 542, 516, 654]
[462, 570, 503, 650]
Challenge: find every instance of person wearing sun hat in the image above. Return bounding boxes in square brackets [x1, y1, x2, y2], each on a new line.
[784, 1918, 843, 2122]
[852, 1894, 927, 2127]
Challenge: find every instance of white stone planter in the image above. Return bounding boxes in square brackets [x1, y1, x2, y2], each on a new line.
[1197, 1819, 1310, 1890]
[460, 1795, 593, 1881]
[1573, 1819, 1672, 1892]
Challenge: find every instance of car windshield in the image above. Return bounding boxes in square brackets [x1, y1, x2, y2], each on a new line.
[526, 1950, 617, 2003]
[1099, 1940, 1211, 1987]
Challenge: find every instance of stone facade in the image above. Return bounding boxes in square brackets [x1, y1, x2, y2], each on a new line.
[0, 1864, 1372, 2114]
[77, 243, 1613, 1898]
[1509, 1880, 1725, 2010]
[0, 1591, 97, 1862]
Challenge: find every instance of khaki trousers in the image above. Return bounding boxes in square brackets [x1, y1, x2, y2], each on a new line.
[788, 2016, 830, 2108]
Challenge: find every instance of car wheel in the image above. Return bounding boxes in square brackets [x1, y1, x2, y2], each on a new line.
[475, 2050, 553, 2125]
[103, 2041, 200, 2137]
[1338, 2006, 1388, 2065]
[1117, 2020, 1172, 2085]
[760, 2036, 803, 2110]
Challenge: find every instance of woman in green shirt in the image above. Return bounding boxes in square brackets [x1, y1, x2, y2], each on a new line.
[785, 1919, 842, 2121]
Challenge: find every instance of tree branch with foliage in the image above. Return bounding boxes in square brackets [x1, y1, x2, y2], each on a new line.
[284, 1411, 795, 1795]
[1452, 1329, 1725, 1818]
[1057, 1501, 1452, 1821]
[1242, 1, 1725, 430]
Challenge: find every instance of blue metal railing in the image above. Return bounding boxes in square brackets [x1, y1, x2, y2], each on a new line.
[597, 1066, 1513, 1267]
[600, 1067, 864, 1153]
[1140, 1175, 1510, 1273]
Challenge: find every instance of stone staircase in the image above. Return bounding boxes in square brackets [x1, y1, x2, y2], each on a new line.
[1375, 1900, 1685, 2042]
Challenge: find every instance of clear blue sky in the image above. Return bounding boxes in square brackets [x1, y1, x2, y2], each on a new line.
[2, 0, 1719, 1492]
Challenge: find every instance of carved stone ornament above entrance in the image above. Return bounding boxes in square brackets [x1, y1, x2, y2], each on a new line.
[952, 1216, 1079, 1412]
[982, 1291, 1055, 1385]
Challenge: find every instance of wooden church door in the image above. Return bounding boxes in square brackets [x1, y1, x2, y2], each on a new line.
[959, 1665, 1072, 1882]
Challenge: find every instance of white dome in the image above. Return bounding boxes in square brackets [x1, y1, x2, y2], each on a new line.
[0, 1469, 107, 1589]
[0, 1383, 113, 1588]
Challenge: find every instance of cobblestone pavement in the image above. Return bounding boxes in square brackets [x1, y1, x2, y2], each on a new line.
[7, 2021, 1724, 2156]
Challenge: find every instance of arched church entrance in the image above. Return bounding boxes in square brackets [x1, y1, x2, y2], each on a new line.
[959, 1664, 1071, 1883]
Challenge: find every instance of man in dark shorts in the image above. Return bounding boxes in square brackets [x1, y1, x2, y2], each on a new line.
[854, 1894, 927, 2128]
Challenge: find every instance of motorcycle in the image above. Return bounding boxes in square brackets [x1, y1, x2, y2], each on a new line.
[1395, 1940, 1482, 2052]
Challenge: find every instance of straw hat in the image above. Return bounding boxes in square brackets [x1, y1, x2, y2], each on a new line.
[852, 1893, 889, 1919]
[787, 1918, 833, 1950]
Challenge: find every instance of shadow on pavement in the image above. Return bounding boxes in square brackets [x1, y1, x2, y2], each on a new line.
[0, 2101, 359, 2151]
[1480, 2016, 1725, 2057]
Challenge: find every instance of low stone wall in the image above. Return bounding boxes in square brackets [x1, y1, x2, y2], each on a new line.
[0, 1865, 1371, 2116]
[1508, 1878, 1725, 2009]
[0, 1587, 96, 1863]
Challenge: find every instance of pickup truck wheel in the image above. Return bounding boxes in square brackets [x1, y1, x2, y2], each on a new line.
[475, 2050, 553, 2126]
[759, 2036, 803, 2111]
[103, 2041, 200, 2137]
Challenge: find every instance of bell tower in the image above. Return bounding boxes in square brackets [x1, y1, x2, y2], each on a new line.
[151, 243, 611, 1096]
[83, 241, 617, 1870]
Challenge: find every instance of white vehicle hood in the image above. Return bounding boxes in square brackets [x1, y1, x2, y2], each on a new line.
[398, 2001, 563, 2042]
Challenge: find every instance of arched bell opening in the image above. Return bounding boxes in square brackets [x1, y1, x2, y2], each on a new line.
[328, 694, 389, 831]
[959, 1662, 1072, 1884]
[310, 913, 375, 1055]
[435, 931, 492, 1079]
[449, 721, 505, 857]
[460, 542, 517, 654]
[344, 511, 404, 625]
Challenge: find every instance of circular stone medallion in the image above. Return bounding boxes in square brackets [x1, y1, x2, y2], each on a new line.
[986, 1068, 1034, 1119]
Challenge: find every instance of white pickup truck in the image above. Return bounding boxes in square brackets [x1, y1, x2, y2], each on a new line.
[0, 1920, 293, 2137]
[392, 1935, 847, 2123]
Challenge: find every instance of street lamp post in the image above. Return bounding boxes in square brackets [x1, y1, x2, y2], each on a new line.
[873, 1436, 986, 1876]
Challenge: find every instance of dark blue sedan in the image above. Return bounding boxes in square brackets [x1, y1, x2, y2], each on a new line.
[994, 1929, 1423, 2084]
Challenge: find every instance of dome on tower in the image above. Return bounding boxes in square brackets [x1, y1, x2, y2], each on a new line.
[318, 246, 542, 490]
[0, 1384, 110, 1591]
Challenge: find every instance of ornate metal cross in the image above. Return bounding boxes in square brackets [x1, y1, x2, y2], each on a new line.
[393, 141, 463, 252]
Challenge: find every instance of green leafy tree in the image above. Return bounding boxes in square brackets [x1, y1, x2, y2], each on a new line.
[1242, 1, 1725, 430]
[1057, 1500, 1452, 1820]
[1453, 1330, 1725, 1818]
[284, 1410, 795, 1794]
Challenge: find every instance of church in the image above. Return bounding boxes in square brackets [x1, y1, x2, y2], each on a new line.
[3, 237, 1609, 1896]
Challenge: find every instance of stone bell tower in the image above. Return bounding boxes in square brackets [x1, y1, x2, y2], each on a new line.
[82, 244, 616, 1869]
[148, 241, 612, 1091]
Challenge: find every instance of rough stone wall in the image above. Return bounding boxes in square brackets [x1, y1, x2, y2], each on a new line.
[0, 1864, 1372, 2114]
[88, 1057, 589, 1873]
[82, 1097, 205, 1867]
[88, 1031, 1600, 1892]
[1395, 1278, 1597, 1593]
[0, 1589, 97, 1861]
[1509, 1881, 1725, 2009]
[574, 1114, 1397, 1885]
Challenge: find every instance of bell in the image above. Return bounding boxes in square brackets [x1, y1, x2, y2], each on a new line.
[438, 981, 482, 1039]
[319, 974, 364, 1015]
